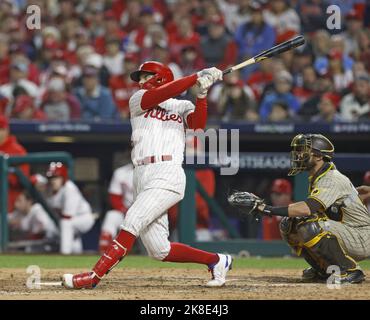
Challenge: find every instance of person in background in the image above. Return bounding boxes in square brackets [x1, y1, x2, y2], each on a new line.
[109, 53, 140, 119]
[45, 162, 95, 255]
[11, 95, 46, 121]
[209, 72, 258, 121]
[311, 92, 342, 123]
[259, 70, 300, 121]
[263, 0, 301, 44]
[102, 36, 124, 76]
[8, 190, 58, 245]
[74, 66, 118, 121]
[0, 115, 29, 212]
[268, 101, 292, 122]
[234, 1, 276, 80]
[200, 14, 237, 70]
[262, 179, 292, 240]
[340, 73, 370, 121]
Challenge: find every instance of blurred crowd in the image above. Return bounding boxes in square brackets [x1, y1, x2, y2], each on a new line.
[0, 0, 368, 123]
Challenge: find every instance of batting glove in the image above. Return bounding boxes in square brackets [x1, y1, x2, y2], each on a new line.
[197, 67, 223, 82]
[196, 75, 214, 98]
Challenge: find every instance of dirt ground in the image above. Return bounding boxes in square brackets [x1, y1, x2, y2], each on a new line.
[1, 268, 369, 300]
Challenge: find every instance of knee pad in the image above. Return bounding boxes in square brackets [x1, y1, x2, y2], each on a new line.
[279, 217, 300, 248]
[296, 220, 323, 245]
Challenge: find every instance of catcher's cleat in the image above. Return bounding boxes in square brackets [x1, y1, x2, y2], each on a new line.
[62, 272, 100, 289]
[206, 254, 233, 287]
[336, 269, 365, 284]
[302, 267, 329, 282]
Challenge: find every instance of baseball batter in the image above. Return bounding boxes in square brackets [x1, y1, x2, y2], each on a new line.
[99, 163, 134, 253]
[63, 61, 232, 289]
[229, 134, 370, 284]
[46, 162, 95, 255]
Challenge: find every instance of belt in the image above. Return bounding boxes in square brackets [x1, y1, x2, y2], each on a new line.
[135, 155, 173, 166]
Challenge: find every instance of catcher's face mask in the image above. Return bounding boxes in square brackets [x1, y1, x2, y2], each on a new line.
[288, 134, 312, 176]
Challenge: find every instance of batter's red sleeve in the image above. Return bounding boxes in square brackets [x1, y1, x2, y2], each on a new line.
[141, 74, 198, 110]
[109, 193, 127, 214]
[186, 98, 207, 130]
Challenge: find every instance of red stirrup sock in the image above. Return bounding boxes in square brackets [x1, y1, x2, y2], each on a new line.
[163, 242, 219, 266]
[93, 229, 136, 279]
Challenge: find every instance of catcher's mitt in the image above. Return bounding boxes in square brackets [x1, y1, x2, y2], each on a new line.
[228, 191, 265, 219]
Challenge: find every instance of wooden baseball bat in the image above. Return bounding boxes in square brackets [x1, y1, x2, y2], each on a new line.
[223, 35, 305, 75]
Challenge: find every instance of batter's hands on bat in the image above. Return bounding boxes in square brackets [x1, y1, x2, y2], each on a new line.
[197, 67, 223, 82]
[196, 75, 214, 98]
[228, 191, 266, 219]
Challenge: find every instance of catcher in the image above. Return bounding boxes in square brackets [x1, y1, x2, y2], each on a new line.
[229, 134, 370, 284]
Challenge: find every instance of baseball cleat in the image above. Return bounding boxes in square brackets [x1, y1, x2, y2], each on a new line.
[206, 254, 233, 287]
[62, 272, 100, 289]
[336, 269, 365, 284]
[302, 267, 329, 282]
[62, 274, 75, 289]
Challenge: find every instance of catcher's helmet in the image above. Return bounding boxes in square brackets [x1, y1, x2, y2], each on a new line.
[130, 61, 174, 90]
[288, 134, 334, 176]
[46, 162, 68, 181]
[271, 179, 292, 194]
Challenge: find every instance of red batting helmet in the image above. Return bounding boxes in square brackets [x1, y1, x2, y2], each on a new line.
[271, 179, 292, 194]
[130, 61, 174, 90]
[364, 171, 370, 185]
[46, 162, 68, 181]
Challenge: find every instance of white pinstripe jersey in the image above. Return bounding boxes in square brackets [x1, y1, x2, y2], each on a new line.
[108, 163, 134, 209]
[47, 181, 92, 217]
[129, 89, 195, 165]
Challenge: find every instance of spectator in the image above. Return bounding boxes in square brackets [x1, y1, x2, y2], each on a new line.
[311, 29, 331, 59]
[11, 95, 46, 121]
[259, 70, 300, 121]
[311, 92, 342, 123]
[356, 29, 370, 73]
[209, 72, 258, 121]
[102, 36, 124, 76]
[177, 45, 205, 77]
[262, 179, 292, 240]
[298, 0, 328, 33]
[293, 66, 318, 104]
[168, 17, 201, 59]
[263, 0, 301, 44]
[340, 74, 370, 121]
[0, 60, 40, 103]
[74, 66, 118, 121]
[200, 15, 237, 70]
[268, 101, 292, 122]
[109, 53, 140, 119]
[8, 190, 58, 246]
[151, 43, 183, 80]
[0, 33, 10, 85]
[298, 75, 335, 120]
[41, 77, 81, 121]
[234, 1, 276, 80]
[343, 9, 363, 56]
[327, 49, 354, 93]
[0, 115, 30, 212]
[247, 58, 274, 100]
